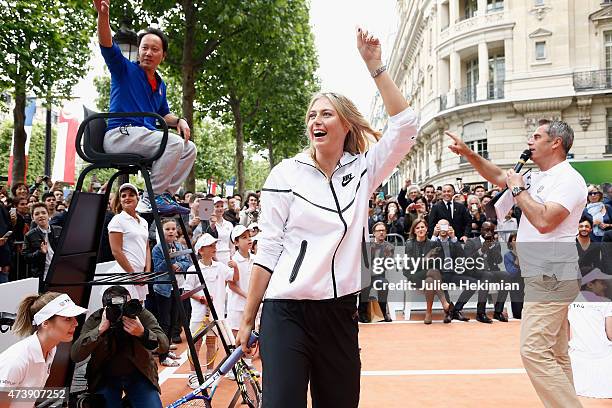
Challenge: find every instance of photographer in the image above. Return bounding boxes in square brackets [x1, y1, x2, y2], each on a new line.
[239, 192, 259, 227]
[71, 285, 168, 407]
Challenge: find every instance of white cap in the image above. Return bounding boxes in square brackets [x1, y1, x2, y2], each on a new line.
[247, 223, 259, 231]
[231, 224, 249, 242]
[194, 233, 218, 252]
[212, 196, 223, 204]
[119, 183, 138, 194]
[582, 268, 612, 285]
[32, 293, 88, 326]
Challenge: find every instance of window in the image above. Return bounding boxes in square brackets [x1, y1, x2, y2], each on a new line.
[467, 139, 488, 157]
[534, 0, 544, 5]
[535, 41, 546, 60]
[465, 59, 478, 102]
[487, 0, 504, 12]
[488, 54, 505, 98]
[464, 0, 477, 20]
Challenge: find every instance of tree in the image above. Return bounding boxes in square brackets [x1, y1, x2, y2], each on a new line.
[0, 0, 95, 186]
[196, 0, 318, 195]
[0, 120, 56, 185]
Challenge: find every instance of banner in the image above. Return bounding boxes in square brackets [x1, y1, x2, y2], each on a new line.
[51, 106, 79, 184]
[7, 97, 36, 185]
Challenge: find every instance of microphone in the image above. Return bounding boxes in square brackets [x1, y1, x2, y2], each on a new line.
[484, 149, 532, 221]
[513, 149, 532, 173]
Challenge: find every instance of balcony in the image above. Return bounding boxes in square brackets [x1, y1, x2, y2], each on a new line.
[573, 69, 612, 91]
[488, 81, 504, 100]
[440, 94, 448, 111]
[455, 85, 477, 106]
[440, 10, 508, 45]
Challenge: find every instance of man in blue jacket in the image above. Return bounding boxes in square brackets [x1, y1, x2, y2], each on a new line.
[93, 0, 195, 215]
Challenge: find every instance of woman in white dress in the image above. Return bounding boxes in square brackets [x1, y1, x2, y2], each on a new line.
[0, 292, 86, 406]
[108, 183, 151, 301]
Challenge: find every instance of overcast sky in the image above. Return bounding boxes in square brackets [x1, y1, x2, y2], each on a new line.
[309, 0, 398, 116]
[71, 1, 399, 119]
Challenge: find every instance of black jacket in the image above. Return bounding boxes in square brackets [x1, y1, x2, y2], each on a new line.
[463, 237, 502, 274]
[22, 225, 62, 278]
[428, 201, 471, 239]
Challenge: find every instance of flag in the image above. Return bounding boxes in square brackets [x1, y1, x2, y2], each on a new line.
[8, 97, 36, 185]
[51, 105, 80, 184]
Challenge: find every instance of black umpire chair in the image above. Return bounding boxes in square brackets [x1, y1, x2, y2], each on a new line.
[41, 108, 231, 394]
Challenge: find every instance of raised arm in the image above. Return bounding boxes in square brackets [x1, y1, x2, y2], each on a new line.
[357, 27, 409, 116]
[93, 0, 112, 47]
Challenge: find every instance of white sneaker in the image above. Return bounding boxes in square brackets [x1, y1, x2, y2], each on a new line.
[225, 370, 236, 381]
[160, 358, 180, 367]
[136, 194, 152, 213]
[167, 351, 181, 360]
[187, 373, 200, 389]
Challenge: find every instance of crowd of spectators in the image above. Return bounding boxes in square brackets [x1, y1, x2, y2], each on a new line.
[362, 179, 612, 323]
[1, 175, 611, 327]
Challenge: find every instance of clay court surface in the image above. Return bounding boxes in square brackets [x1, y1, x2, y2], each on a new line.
[158, 312, 611, 407]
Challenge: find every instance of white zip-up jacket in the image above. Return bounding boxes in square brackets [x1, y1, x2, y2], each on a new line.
[254, 107, 418, 300]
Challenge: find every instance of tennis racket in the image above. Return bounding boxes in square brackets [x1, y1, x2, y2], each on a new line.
[166, 331, 259, 408]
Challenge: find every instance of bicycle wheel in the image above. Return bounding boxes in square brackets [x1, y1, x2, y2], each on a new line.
[235, 360, 262, 408]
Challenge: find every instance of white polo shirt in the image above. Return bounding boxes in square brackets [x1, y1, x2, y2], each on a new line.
[185, 260, 233, 322]
[515, 160, 587, 280]
[568, 293, 612, 357]
[213, 219, 233, 264]
[0, 334, 57, 407]
[107, 211, 149, 301]
[227, 251, 253, 312]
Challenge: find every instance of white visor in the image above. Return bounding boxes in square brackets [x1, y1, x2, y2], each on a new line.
[32, 293, 88, 326]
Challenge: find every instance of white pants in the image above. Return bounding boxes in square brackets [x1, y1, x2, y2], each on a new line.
[104, 127, 196, 195]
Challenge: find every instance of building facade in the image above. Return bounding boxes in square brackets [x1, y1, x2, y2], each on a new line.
[372, 0, 612, 195]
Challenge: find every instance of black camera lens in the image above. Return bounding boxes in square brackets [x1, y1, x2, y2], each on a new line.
[123, 299, 143, 319]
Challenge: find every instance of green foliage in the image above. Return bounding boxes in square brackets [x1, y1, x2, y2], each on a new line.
[93, 75, 110, 112]
[0, 0, 96, 183]
[0, 120, 57, 184]
[193, 117, 236, 186]
[0, 0, 95, 104]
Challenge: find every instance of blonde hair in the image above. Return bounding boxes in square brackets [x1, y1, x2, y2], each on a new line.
[13, 292, 63, 337]
[305, 92, 382, 163]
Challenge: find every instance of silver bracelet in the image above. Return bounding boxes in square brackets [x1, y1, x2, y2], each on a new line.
[371, 65, 386, 78]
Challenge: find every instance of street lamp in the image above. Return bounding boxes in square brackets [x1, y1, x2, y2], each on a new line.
[113, 16, 138, 62]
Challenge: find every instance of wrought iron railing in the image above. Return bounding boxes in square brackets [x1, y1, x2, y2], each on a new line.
[573, 69, 612, 91]
[455, 85, 477, 106]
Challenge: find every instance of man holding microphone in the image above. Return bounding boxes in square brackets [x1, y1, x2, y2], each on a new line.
[447, 119, 587, 407]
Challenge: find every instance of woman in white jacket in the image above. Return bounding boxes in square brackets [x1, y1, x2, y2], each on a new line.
[236, 27, 418, 407]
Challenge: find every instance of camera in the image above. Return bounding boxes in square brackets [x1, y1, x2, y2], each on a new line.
[104, 295, 142, 329]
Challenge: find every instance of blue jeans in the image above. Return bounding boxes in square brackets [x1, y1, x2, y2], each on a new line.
[96, 372, 162, 408]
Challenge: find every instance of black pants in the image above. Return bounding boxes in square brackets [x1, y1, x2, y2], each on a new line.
[260, 295, 360, 408]
[155, 291, 178, 361]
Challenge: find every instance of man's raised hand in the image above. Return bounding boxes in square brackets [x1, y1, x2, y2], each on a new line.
[93, 0, 109, 15]
[446, 130, 472, 157]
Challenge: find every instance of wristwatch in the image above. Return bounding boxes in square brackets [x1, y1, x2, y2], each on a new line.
[511, 186, 526, 197]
